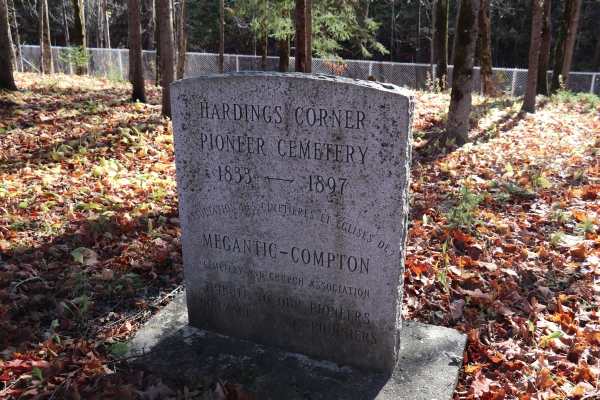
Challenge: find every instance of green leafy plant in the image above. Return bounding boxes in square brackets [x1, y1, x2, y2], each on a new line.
[444, 186, 484, 234]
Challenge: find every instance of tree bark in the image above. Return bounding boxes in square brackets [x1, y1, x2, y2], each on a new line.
[261, 33, 267, 71]
[279, 9, 290, 72]
[157, 0, 174, 117]
[176, 0, 186, 79]
[521, 0, 545, 113]
[593, 25, 600, 71]
[537, 0, 551, 95]
[219, 0, 224, 73]
[155, 11, 161, 85]
[550, 0, 575, 92]
[7, 0, 21, 72]
[128, 0, 146, 102]
[560, 0, 581, 87]
[430, 0, 435, 84]
[435, 0, 448, 90]
[450, 0, 461, 65]
[40, 0, 53, 74]
[0, 0, 16, 90]
[148, 0, 155, 50]
[73, 0, 87, 74]
[61, 0, 70, 45]
[444, 0, 480, 146]
[306, 0, 312, 72]
[102, 0, 110, 47]
[295, 0, 306, 72]
[478, 0, 493, 95]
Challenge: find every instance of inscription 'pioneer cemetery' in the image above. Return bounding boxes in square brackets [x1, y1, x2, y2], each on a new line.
[171, 73, 413, 374]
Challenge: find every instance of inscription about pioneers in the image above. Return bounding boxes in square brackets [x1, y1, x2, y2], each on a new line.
[171, 72, 413, 374]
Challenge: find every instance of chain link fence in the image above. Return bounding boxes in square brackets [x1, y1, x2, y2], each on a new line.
[20, 45, 600, 97]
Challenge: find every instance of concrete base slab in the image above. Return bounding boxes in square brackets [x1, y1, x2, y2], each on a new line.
[127, 292, 466, 400]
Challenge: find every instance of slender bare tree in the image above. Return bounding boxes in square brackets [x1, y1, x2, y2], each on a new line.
[73, 0, 87, 74]
[8, 0, 22, 71]
[550, 0, 581, 92]
[478, 0, 493, 95]
[560, 0, 581, 87]
[306, 0, 312, 72]
[295, 0, 307, 72]
[39, 0, 53, 74]
[537, 0, 551, 95]
[435, 0, 448, 90]
[61, 0, 69, 45]
[157, 0, 174, 117]
[129, 0, 146, 102]
[522, 0, 545, 113]
[219, 0, 224, 73]
[176, 0, 186, 79]
[101, 0, 110, 47]
[444, 0, 480, 146]
[279, 9, 290, 72]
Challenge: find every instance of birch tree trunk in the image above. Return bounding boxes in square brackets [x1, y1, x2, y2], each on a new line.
[7, 0, 21, 71]
[444, 0, 480, 146]
[0, 0, 17, 90]
[157, 0, 174, 117]
[129, 0, 146, 102]
[176, 0, 186, 79]
[478, 0, 493, 95]
[522, 0, 545, 113]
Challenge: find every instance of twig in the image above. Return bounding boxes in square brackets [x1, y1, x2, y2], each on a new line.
[48, 377, 70, 400]
[14, 276, 42, 289]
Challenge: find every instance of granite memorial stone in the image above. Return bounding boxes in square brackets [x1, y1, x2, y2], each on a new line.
[171, 72, 413, 374]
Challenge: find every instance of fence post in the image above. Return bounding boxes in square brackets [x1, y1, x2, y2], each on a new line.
[511, 69, 518, 97]
[368, 62, 373, 77]
[236, 55, 240, 72]
[591, 73, 597, 94]
[118, 49, 124, 80]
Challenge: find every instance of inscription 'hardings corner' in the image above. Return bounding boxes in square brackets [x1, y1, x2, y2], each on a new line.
[171, 72, 413, 375]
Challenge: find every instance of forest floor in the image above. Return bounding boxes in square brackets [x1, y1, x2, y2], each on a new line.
[0, 73, 599, 399]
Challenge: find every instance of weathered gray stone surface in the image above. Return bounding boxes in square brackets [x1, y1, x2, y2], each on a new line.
[171, 72, 413, 374]
[127, 292, 467, 400]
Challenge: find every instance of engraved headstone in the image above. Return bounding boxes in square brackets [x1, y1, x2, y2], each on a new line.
[171, 72, 413, 374]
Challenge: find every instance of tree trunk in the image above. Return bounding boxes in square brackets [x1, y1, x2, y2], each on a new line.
[435, 0, 448, 90]
[102, 0, 110, 47]
[390, 0, 395, 61]
[40, 0, 52, 74]
[550, 0, 575, 92]
[155, 11, 161, 85]
[444, 0, 480, 146]
[176, 0, 186, 79]
[560, 0, 581, 87]
[261, 34, 267, 71]
[430, 0, 435, 84]
[593, 25, 600, 71]
[279, 9, 290, 72]
[0, 0, 16, 90]
[61, 0, 69, 45]
[129, 0, 146, 102]
[157, 0, 174, 117]
[306, 0, 312, 72]
[73, 0, 87, 74]
[537, 0, 551, 95]
[295, 0, 306, 72]
[148, 0, 155, 50]
[450, 0, 461, 65]
[219, 0, 224, 73]
[478, 0, 493, 95]
[7, 0, 22, 72]
[416, 0, 420, 62]
[521, 0, 545, 113]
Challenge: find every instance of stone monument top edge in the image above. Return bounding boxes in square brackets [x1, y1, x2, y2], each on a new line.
[170, 71, 414, 98]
